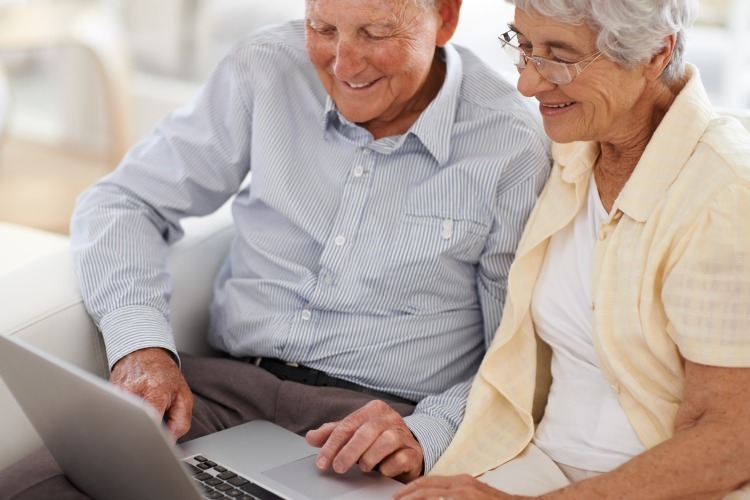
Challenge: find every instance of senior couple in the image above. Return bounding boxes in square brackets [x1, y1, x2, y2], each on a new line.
[3, 0, 750, 498]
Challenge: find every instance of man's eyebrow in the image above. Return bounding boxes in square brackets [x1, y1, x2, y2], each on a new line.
[367, 12, 403, 30]
[508, 22, 582, 53]
[368, 19, 393, 28]
[307, 18, 394, 29]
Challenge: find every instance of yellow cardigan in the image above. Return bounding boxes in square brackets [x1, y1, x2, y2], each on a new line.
[431, 66, 750, 477]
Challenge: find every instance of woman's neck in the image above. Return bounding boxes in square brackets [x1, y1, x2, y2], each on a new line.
[594, 76, 686, 212]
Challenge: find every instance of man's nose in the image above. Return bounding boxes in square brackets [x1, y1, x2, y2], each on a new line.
[333, 37, 365, 80]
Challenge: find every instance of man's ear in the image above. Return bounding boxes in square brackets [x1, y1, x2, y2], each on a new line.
[645, 33, 676, 80]
[435, 0, 462, 47]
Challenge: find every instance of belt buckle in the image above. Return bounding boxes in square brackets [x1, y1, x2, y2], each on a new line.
[252, 357, 300, 368]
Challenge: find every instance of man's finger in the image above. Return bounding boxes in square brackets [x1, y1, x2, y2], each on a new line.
[140, 391, 171, 419]
[313, 419, 363, 470]
[311, 402, 378, 469]
[305, 421, 339, 447]
[164, 389, 194, 440]
[356, 428, 403, 473]
[330, 423, 381, 473]
[378, 448, 422, 482]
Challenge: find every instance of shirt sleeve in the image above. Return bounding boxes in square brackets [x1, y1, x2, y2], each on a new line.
[664, 180, 750, 367]
[70, 46, 254, 369]
[406, 140, 550, 472]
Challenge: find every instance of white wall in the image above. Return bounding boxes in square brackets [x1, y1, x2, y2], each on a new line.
[127, 0, 518, 139]
[187, 1, 516, 81]
[5, 0, 748, 156]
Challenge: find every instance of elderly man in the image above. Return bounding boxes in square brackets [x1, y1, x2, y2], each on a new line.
[0, 0, 549, 496]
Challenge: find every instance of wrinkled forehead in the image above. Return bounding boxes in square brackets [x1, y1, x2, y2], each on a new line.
[305, 0, 421, 16]
[305, 0, 420, 26]
[305, 0, 423, 7]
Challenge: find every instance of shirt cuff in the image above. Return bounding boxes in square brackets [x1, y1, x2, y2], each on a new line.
[99, 306, 179, 369]
[404, 413, 456, 474]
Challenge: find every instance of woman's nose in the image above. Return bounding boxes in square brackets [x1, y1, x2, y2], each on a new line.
[516, 61, 556, 98]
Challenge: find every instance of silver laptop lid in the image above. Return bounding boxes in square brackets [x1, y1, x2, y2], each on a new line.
[0, 333, 202, 500]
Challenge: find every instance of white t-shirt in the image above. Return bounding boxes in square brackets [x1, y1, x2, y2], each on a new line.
[530, 176, 645, 472]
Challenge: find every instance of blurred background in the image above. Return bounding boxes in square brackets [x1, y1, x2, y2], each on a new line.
[0, 0, 748, 235]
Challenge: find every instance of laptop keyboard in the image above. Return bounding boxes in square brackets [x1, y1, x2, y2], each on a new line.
[183, 454, 283, 499]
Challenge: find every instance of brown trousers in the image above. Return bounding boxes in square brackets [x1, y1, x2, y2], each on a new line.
[0, 354, 416, 499]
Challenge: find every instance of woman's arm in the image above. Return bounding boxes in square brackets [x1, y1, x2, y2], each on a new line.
[396, 360, 750, 499]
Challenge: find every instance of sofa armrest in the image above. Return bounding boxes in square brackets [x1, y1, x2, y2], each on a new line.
[0, 247, 106, 471]
[0, 204, 235, 470]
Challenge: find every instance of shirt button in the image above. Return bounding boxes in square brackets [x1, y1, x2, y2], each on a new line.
[323, 274, 333, 285]
[353, 166, 364, 177]
[362, 148, 371, 155]
[440, 219, 454, 240]
[598, 230, 606, 241]
[301, 309, 312, 321]
[610, 384, 621, 394]
[590, 302, 595, 310]
[334, 235, 346, 246]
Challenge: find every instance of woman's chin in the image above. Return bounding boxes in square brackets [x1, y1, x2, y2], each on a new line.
[543, 125, 579, 144]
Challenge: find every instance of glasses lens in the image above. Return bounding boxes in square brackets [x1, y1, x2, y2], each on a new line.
[538, 61, 573, 85]
[498, 32, 525, 68]
[504, 44, 525, 67]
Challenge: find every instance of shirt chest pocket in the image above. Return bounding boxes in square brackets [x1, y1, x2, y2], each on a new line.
[399, 213, 488, 263]
[382, 205, 491, 314]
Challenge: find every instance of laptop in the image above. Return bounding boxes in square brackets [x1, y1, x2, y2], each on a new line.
[0, 334, 404, 499]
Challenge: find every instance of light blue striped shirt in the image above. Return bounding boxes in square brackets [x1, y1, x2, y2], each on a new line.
[70, 20, 550, 471]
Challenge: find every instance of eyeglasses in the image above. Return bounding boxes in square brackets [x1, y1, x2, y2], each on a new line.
[498, 30, 603, 85]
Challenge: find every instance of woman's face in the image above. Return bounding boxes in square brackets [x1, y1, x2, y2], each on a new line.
[305, 0, 452, 134]
[512, 8, 650, 145]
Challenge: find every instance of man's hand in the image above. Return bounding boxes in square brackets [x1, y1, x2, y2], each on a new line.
[305, 400, 424, 483]
[109, 347, 194, 441]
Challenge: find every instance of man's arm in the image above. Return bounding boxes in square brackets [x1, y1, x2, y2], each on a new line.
[70, 47, 254, 429]
[306, 151, 550, 482]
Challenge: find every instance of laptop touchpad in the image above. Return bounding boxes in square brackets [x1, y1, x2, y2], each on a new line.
[262, 454, 380, 500]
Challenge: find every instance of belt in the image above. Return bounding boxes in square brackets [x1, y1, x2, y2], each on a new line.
[250, 357, 416, 406]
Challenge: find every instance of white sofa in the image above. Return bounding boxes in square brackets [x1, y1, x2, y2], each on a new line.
[0, 205, 234, 471]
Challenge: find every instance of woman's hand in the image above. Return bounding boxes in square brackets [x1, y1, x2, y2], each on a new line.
[394, 474, 528, 499]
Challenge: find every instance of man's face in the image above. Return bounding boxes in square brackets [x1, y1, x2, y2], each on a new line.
[305, 0, 444, 134]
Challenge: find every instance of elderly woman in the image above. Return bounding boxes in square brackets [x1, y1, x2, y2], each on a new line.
[397, 0, 750, 498]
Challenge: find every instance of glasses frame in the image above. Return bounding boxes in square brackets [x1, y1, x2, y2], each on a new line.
[498, 30, 603, 85]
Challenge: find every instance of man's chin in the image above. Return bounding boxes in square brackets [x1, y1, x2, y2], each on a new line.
[336, 108, 380, 126]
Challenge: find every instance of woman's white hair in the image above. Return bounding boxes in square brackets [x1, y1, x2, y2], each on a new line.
[506, 0, 698, 82]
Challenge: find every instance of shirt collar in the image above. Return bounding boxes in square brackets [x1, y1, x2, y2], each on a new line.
[552, 64, 713, 222]
[321, 44, 462, 165]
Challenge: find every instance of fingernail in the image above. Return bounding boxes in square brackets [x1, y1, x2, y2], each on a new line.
[316, 457, 328, 469]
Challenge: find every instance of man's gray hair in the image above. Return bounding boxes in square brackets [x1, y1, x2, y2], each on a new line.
[412, 0, 439, 10]
[506, 0, 698, 82]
